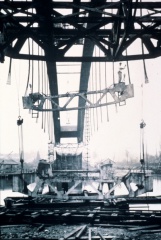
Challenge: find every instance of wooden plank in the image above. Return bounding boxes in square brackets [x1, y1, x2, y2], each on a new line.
[0, 224, 30, 228]
[97, 231, 107, 240]
[63, 226, 83, 240]
[94, 224, 138, 228]
[62, 212, 71, 217]
[75, 225, 87, 239]
[37, 224, 45, 232]
[87, 213, 95, 219]
[128, 225, 160, 231]
[68, 236, 114, 240]
[88, 228, 92, 240]
[141, 229, 161, 234]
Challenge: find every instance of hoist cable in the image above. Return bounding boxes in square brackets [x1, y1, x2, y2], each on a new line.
[41, 50, 44, 130]
[125, 50, 131, 84]
[16, 65, 21, 117]
[6, 2, 13, 85]
[31, 41, 34, 94]
[20, 124, 24, 161]
[126, 60, 131, 84]
[25, 39, 31, 96]
[34, 45, 40, 123]
[43, 62, 47, 133]
[103, 17, 109, 122]
[18, 126, 21, 160]
[140, 0, 149, 84]
[142, 44, 149, 83]
[104, 62, 109, 122]
[6, 58, 12, 85]
[140, 127, 142, 160]
[112, 61, 115, 84]
[38, 45, 40, 93]
[46, 71, 51, 140]
[31, 7, 34, 94]
[99, 49, 102, 122]
[94, 47, 98, 130]
[113, 62, 118, 113]
[88, 68, 93, 137]
[47, 71, 52, 141]
[111, 0, 115, 85]
[24, 1, 31, 96]
[17, 117, 24, 173]
[91, 62, 96, 132]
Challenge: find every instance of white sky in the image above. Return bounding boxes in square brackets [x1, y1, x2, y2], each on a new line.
[0, 55, 161, 164]
[0, 57, 50, 160]
[89, 58, 161, 163]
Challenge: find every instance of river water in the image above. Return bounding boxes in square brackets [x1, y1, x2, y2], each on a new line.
[0, 174, 161, 208]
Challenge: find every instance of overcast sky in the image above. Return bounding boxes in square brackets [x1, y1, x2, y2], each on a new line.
[89, 57, 161, 163]
[0, 57, 49, 160]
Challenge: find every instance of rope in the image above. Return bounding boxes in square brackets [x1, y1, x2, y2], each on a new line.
[113, 61, 118, 113]
[6, 2, 13, 85]
[25, 39, 31, 96]
[89, 70, 93, 137]
[91, 62, 96, 132]
[99, 49, 103, 122]
[38, 45, 40, 93]
[20, 124, 24, 161]
[43, 62, 47, 133]
[24, 2, 31, 96]
[17, 117, 24, 173]
[94, 47, 99, 130]
[126, 50, 131, 84]
[18, 121, 21, 159]
[41, 52, 44, 129]
[142, 44, 149, 83]
[104, 61, 109, 121]
[112, 61, 115, 84]
[46, 70, 52, 141]
[31, 40, 34, 94]
[103, 15, 109, 122]
[12, 59, 21, 117]
[140, 0, 149, 84]
[6, 58, 12, 85]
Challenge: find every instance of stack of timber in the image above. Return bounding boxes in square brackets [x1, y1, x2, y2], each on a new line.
[1, 197, 161, 226]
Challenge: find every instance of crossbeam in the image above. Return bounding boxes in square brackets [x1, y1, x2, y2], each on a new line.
[22, 83, 134, 112]
[1, 1, 161, 62]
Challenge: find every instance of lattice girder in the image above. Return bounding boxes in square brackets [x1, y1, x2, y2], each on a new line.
[0, 1, 161, 62]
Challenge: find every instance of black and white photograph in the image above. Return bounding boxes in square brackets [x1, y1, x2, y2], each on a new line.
[1, 0, 161, 239]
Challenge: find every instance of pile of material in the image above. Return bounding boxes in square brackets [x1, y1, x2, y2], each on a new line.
[1, 224, 161, 239]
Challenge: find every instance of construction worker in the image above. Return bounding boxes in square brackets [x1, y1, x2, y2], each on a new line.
[118, 62, 126, 83]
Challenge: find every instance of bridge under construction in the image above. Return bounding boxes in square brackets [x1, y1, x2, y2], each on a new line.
[0, 0, 161, 204]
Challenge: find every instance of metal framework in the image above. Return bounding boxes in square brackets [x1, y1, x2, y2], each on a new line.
[29, 167, 153, 200]
[1, 1, 161, 145]
[0, 1, 161, 62]
[1, 0, 161, 143]
[22, 83, 134, 111]
[1, 0, 159, 200]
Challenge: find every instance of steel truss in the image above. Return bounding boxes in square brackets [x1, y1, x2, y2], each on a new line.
[0, 1, 161, 62]
[29, 168, 153, 200]
[23, 83, 134, 111]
